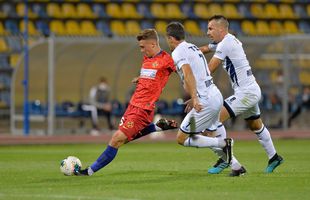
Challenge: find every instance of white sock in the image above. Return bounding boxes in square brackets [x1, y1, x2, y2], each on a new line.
[210, 123, 227, 159]
[88, 167, 94, 176]
[184, 135, 225, 148]
[254, 125, 276, 159]
[231, 156, 242, 170]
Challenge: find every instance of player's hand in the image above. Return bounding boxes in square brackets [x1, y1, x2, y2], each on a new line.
[132, 77, 139, 84]
[184, 99, 193, 113]
[192, 97, 202, 112]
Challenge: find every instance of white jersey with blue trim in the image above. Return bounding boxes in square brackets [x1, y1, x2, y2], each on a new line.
[214, 33, 256, 91]
[172, 41, 217, 97]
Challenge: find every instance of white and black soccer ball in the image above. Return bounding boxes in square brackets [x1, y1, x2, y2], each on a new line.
[60, 156, 82, 176]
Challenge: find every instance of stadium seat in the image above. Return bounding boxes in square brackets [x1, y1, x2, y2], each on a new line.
[92, 4, 108, 18]
[62, 3, 77, 18]
[2, 3, 17, 17]
[256, 20, 270, 35]
[181, 3, 196, 18]
[125, 21, 141, 36]
[279, 4, 297, 19]
[5, 20, 19, 35]
[283, 20, 301, 34]
[223, 4, 241, 19]
[106, 3, 122, 18]
[77, 3, 97, 19]
[199, 21, 208, 34]
[36, 20, 50, 36]
[166, 3, 185, 19]
[193, 3, 210, 19]
[96, 21, 113, 37]
[184, 20, 203, 36]
[20, 21, 39, 35]
[150, 3, 166, 19]
[0, 22, 8, 35]
[307, 4, 310, 17]
[6, 37, 22, 52]
[122, 3, 142, 19]
[110, 20, 126, 36]
[154, 20, 167, 35]
[137, 3, 153, 19]
[299, 21, 310, 33]
[300, 72, 310, 85]
[141, 20, 153, 29]
[208, 3, 223, 16]
[50, 20, 66, 35]
[16, 3, 38, 18]
[264, 4, 279, 19]
[0, 55, 10, 68]
[250, 4, 265, 18]
[241, 20, 256, 35]
[238, 4, 252, 18]
[47, 3, 62, 18]
[80, 21, 100, 36]
[229, 21, 243, 36]
[65, 20, 81, 35]
[294, 4, 307, 18]
[270, 20, 283, 35]
[32, 3, 47, 17]
[0, 38, 9, 53]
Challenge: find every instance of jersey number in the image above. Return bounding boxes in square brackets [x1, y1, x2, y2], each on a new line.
[199, 54, 209, 76]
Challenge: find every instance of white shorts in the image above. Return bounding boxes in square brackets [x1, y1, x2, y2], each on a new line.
[224, 83, 262, 120]
[180, 88, 223, 134]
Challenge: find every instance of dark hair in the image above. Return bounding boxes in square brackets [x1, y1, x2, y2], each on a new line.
[209, 15, 229, 28]
[136, 29, 158, 41]
[166, 22, 185, 41]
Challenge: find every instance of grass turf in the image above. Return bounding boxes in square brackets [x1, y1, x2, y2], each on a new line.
[0, 139, 309, 200]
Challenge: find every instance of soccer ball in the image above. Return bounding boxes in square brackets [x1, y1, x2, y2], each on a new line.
[60, 156, 82, 176]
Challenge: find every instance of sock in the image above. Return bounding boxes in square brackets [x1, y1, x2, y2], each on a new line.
[210, 123, 227, 159]
[87, 167, 94, 176]
[183, 135, 225, 148]
[231, 156, 242, 170]
[131, 123, 157, 141]
[254, 125, 276, 159]
[90, 145, 118, 172]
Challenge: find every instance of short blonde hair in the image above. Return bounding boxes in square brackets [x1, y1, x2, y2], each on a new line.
[136, 29, 159, 42]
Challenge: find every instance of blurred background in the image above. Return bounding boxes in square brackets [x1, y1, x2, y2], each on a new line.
[0, 0, 309, 136]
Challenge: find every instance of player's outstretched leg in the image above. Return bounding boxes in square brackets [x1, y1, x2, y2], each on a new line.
[222, 138, 233, 164]
[156, 118, 178, 130]
[266, 153, 284, 173]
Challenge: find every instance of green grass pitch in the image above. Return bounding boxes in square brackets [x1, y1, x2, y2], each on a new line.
[0, 139, 310, 200]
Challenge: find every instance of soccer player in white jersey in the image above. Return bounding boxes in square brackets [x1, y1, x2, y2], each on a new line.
[199, 15, 284, 176]
[165, 22, 234, 166]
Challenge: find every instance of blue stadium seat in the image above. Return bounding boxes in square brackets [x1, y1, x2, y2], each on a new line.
[96, 21, 113, 37]
[92, 4, 108, 18]
[6, 37, 22, 52]
[36, 20, 50, 36]
[5, 20, 19, 35]
[229, 21, 243, 36]
[137, 3, 153, 19]
[238, 4, 252, 18]
[299, 21, 310, 33]
[181, 3, 197, 18]
[32, 3, 47, 17]
[199, 21, 208, 34]
[0, 55, 10, 68]
[141, 20, 153, 29]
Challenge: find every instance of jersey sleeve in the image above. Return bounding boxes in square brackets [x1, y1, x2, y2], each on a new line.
[172, 49, 189, 71]
[214, 39, 229, 60]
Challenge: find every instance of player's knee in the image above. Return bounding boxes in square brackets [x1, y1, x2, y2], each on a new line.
[247, 119, 263, 131]
[176, 131, 187, 146]
[109, 131, 127, 148]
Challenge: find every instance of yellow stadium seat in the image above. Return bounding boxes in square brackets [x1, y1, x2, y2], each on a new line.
[0, 38, 9, 52]
[151, 3, 166, 19]
[283, 20, 301, 34]
[208, 3, 223, 16]
[307, 4, 310, 17]
[269, 20, 283, 35]
[256, 20, 270, 35]
[0, 22, 7, 35]
[125, 21, 141, 36]
[80, 21, 100, 36]
[166, 3, 185, 19]
[47, 3, 62, 18]
[77, 3, 97, 19]
[265, 4, 279, 19]
[250, 4, 265, 18]
[106, 3, 122, 18]
[223, 4, 241, 19]
[10, 54, 20, 67]
[110, 20, 126, 36]
[241, 20, 256, 35]
[16, 3, 37, 18]
[184, 20, 203, 36]
[279, 4, 296, 19]
[20, 21, 39, 35]
[62, 3, 77, 18]
[122, 3, 142, 19]
[65, 20, 80, 35]
[300, 72, 310, 85]
[154, 20, 167, 35]
[50, 20, 66, 35]
[154, 0, 182, 2]
[193, 3, 210, 19]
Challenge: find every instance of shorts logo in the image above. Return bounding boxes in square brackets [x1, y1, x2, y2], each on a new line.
[126, 121, 134, 128]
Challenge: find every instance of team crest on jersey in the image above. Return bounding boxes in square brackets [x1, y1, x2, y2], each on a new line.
[126, 121, 134, 128]
[152, 62, 158, 68]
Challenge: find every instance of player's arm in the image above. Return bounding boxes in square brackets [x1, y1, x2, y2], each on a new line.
[182, 64, 202, 112]
[199, 43, 218, 54]
[208, 56, 222, 74]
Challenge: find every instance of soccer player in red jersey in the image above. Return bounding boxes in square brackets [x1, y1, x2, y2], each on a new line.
[74, 29, 176, 176]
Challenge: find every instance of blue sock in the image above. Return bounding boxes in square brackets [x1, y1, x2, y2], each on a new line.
[132, 123, 156, 141]
[90, 145, 118, 172]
